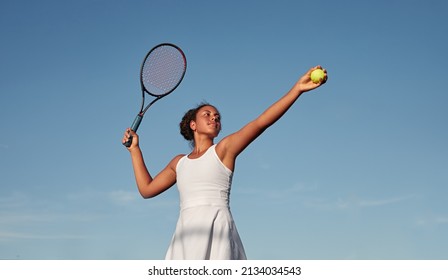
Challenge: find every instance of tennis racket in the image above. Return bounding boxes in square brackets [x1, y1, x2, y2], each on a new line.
[123, 43, 187, 147]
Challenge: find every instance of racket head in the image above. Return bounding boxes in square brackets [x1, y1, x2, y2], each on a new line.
[140, 43, 187, 98]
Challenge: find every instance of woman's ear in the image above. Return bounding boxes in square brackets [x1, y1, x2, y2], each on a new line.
[190, 120, 196, 132]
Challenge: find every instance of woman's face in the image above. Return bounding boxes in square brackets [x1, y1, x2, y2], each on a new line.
[191, 105, 221, 138]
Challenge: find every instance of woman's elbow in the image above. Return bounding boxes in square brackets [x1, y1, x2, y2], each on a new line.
[138, 189, 155, 199]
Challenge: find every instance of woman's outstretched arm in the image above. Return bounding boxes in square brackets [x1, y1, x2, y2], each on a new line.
[217, 66, 328, 170]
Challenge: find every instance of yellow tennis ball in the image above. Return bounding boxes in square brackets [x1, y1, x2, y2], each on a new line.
[310, 69, 325, 83]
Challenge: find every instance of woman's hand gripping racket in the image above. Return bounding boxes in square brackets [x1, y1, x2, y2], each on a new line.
[123, 43, 187, 147]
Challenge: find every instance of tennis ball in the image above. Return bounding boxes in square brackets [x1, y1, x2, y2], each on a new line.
[310, 69, 325, 84]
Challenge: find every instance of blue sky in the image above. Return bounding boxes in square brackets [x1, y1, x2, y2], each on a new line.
[0, 0, 447, 260]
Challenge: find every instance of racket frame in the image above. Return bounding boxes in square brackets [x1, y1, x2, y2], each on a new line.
[124, 43, 187, 147]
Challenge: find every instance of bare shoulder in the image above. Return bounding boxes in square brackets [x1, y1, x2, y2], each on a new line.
[168, 154, 186, 171]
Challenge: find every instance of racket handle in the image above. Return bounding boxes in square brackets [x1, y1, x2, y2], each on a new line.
[123, 114, 143, 147]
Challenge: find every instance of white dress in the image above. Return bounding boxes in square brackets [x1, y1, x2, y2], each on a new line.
[165, 144, 246, 260]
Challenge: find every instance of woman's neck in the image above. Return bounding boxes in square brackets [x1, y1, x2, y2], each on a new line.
[191, 138, 214, 156]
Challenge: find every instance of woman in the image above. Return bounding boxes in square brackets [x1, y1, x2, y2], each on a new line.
[122, 66, 327, 259]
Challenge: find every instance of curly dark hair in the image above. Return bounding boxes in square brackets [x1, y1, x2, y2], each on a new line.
[179, 102, 219, 144]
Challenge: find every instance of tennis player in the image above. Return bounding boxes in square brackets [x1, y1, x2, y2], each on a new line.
[122, 66, 327, 259]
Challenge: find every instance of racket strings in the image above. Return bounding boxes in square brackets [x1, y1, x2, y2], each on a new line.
[142, 46, 186, 95]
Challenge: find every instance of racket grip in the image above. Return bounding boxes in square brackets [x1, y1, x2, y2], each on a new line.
[130, 114, 143, 132]
[123, 114, 143, 147]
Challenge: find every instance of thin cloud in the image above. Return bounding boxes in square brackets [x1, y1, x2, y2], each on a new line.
[0, 192, 30, 209]
[0, 230, 89, 241]
[233, 182, 321, 208]
[107, 190, 137, 206]
[303, 194, 417, 211]
[357, 194, 417, 207]
[415, 216, 448, 227]
[106, 189, 178, 209]
[0, 212, 100, 225]
[435, 217, 448, 224]
[226, 181, 419, 212]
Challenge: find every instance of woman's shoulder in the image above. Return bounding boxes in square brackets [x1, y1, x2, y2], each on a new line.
[166, 153, 186, 169]
[171, 153, 186, 163]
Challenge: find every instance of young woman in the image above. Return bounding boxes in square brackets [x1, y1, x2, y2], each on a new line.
[122, 66, 327, 259]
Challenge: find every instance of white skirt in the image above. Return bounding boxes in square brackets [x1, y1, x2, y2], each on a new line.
[165, 200, 246, 260]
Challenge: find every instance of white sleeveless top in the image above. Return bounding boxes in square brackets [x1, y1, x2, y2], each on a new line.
[165, 145, 246, 260]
